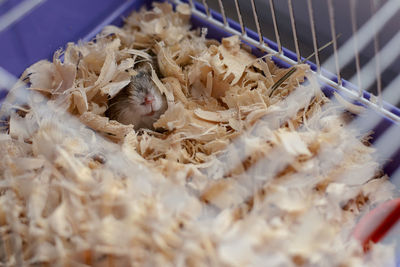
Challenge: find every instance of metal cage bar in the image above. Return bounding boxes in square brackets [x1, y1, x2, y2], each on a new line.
[307, 0, 320, 73]
[250, 0, 263, 45]
[371, 0, 383, 106]
[287, 0, 301, 62]
[201, 0, 210, 17]
[327, 0, 342, 86]
[217, 0, 227, 26]
[350, 0, 363, 97]
[269, 0, 282, 54]
[233, 0, 245, 36]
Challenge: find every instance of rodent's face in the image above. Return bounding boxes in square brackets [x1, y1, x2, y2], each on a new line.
[127, 72, 166, 116]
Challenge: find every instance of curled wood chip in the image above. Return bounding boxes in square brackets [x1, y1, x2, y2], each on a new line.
[87, 39, 120, 100]
[153, 102, 188, 130]
[24, 60, 55, 90]
[11, 157, 45, 173]
[151, 69, 174, 105]
[79, 112, 133, 140]
[164, 77, 188, 104]
[121, 48, 152, 60]
[203, 139, 229, 154]
[334, 92, 365, 114]
[194, 108, 237, 123]
[9, 113, 32, 140]
[72, 89, 88, 114]
[218, 36, 254, 85]
[48, 202, 73, 238]
[53, 50, 77, 92]
[176, 3, 191, 17]
[200, 179, 248, 209]
[156, 42, 185, 83]
[276, 130, 312, 157]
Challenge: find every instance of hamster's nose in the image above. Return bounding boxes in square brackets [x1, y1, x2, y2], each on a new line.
[144, 95, 154, 104]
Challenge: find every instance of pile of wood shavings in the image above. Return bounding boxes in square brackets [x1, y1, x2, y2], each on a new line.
[0, 3, 398, 266]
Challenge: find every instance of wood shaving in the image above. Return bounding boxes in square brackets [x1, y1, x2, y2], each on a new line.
[0, 2, 397, 266]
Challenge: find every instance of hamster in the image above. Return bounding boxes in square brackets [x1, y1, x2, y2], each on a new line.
[105, 69, 167, 130]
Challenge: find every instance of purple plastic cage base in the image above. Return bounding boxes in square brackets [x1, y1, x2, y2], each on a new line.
[0, 0, 399, 181]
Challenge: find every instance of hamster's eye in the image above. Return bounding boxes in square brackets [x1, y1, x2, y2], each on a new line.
[136, 71, 146, 78]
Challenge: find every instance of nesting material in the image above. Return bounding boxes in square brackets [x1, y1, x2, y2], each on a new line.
[0, 3, 397, 266]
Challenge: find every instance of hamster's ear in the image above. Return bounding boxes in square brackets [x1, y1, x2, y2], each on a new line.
[136, 61, 153, 75]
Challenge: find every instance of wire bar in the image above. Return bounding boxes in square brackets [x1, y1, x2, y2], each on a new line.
[307, 0, 320, 73]
[287, 0, 301, 62]
[350, 28, 400, 100]
[371, 0, 383, 106]
[217, 0, 227, 26]
[188, 0, 194, 9]
[324, 0, 400, 78]
[201, 0, 210, 17]
[327, 0, 342, 86]
[350, 0, 363, 97]
[233, 0, 245, 36]
[269, 0, 282, 54]
[250, 0, 263, 45]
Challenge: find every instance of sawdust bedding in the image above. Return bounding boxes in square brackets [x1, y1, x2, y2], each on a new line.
[0, 2, 397, 266]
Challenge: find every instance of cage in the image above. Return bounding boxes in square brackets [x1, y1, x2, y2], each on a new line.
[0, 0, 400, 265]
